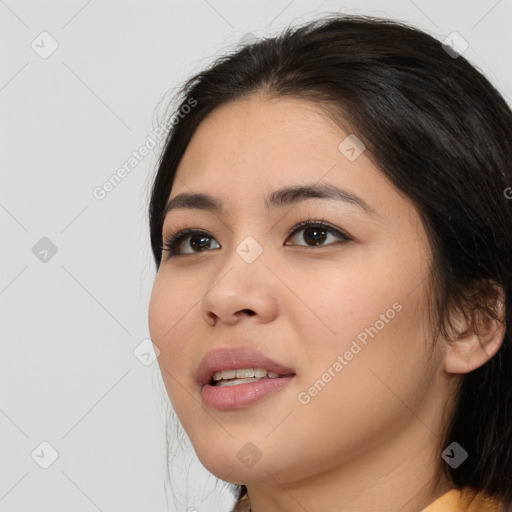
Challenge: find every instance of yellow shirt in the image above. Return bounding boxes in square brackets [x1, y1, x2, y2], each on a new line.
[421, 487, 506, 512]
[231, 487, 508, 512]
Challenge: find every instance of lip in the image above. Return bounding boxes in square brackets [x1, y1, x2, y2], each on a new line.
[196, 346, 295, 386]
[202, 375, 295, 410]
[197, 346, 296, 410]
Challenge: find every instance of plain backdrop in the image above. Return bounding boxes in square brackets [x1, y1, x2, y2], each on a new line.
[1, 0, 511, 511]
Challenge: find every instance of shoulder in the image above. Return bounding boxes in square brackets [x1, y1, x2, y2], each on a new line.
[421, 487, 509, 512]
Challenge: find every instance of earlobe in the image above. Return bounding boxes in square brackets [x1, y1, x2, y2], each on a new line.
[443, 285, 506, 375]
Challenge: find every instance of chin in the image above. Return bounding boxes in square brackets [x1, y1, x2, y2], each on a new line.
[194, 440, 300, 487]
[199, 457, 276, 486]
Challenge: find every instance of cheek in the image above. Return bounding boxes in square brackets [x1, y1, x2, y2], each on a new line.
[282, 299, 435, 479]
[148, 273, 201, 393]
[148, 278, 205, 430]
[298, 242, 431, 360]
[149, 274, 185, 336]
[148, 269, 204, 343]
[287, 259, 399, 352]
[292, 256, 433, 418]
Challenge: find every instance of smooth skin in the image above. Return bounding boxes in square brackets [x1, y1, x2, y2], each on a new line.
[148, 94, 505, 512]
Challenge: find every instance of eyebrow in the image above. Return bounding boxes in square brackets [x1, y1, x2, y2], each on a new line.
[163, 182, 377, 219]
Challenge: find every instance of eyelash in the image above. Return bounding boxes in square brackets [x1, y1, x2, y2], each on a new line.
[161, 219, 351, 258]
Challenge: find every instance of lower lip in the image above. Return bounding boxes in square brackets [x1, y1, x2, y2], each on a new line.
[201, 376, 295, 411]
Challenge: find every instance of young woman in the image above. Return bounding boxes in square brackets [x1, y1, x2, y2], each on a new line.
[147, 14, 512, 512]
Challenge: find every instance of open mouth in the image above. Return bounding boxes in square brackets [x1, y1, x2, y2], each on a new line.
[209, 368, 295, 387]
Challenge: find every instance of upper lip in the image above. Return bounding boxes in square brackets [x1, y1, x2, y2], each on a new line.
[197, 346, 296, 386]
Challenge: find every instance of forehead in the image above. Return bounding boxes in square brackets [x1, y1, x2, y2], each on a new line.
[169, 95, 416, 223]
[177, 95, 344, 176]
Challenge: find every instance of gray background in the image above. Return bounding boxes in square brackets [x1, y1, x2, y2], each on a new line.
[1, 0, 511, 511]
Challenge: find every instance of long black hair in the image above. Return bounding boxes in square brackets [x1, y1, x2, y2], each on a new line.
[148, 13, 512, 510]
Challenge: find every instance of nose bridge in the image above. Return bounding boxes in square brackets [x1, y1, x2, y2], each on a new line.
[210, 232, 268, 297]
[199, 232, 276, 324]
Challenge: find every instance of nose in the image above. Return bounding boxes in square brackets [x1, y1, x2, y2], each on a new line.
[198, 246, 279, 327]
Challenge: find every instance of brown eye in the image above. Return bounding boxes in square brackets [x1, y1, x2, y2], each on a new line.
[163, 229, 220, 256]
[162, 220, 351, 259]
[285, 220, 350, 247]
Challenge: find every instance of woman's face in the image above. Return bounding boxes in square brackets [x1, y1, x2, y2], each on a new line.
[148, 95, 448, 487]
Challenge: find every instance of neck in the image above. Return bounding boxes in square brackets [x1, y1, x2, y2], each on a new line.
[244, 422, 455, 512]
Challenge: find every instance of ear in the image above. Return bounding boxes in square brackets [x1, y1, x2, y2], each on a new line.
[443, 283, 506, 374]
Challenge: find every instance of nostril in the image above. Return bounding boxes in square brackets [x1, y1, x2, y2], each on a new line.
[241, 309, 256, 316]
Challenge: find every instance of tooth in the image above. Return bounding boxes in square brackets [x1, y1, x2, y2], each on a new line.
[236, 368, 254, 378]
[213, 371, 223, 381]
[254, 368, 267, 378]
[268, 372, 280, 378]
[217, 377, 261, 387]
[222, 369, 237, 379]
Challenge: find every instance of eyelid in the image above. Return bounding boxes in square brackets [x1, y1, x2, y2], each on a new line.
[161, 226, 216, 257]
[285, 219, 350, 244]
[161, 219, 351, 257]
